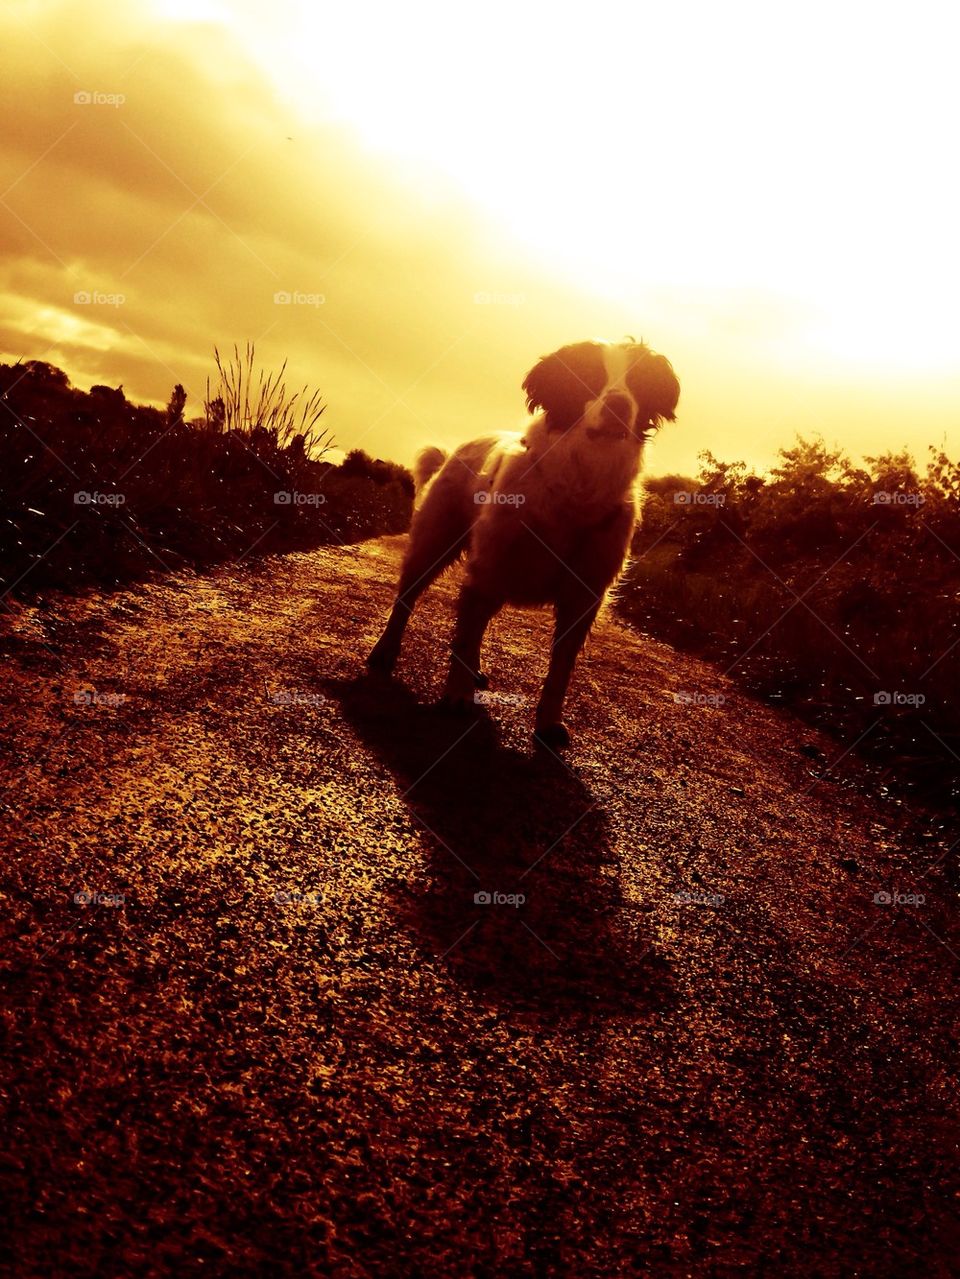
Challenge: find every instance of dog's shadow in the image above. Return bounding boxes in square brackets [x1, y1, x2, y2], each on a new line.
[322, 675, 672, 1019]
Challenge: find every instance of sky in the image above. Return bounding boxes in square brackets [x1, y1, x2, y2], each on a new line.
[1, 0, 958, 476]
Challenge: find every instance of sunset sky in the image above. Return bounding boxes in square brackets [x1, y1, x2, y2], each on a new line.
[1, 0, 957, 476]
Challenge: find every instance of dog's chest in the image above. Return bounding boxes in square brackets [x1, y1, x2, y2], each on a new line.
[527, 442, 636, 526]
[469, 502, 631, 605]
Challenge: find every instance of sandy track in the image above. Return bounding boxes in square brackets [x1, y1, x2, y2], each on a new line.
[0, 537, 957, 1276]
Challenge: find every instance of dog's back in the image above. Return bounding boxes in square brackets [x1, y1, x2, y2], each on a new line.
[411, 433, 519, 516]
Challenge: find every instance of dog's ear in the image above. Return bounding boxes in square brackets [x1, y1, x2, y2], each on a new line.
[630, 348, 681, 426]
[522, 342, 606, 430]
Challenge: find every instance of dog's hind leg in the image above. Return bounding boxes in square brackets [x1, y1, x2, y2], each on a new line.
[368, 437, 499, 674]
[534, 592, 602, 749]
[441, 584, 503, 708]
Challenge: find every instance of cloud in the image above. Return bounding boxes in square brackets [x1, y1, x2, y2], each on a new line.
[1, 0, 955, 477]
[0, 1, 615, 463]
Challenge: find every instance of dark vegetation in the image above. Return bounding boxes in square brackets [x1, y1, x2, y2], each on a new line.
[0, 349, 413, 596]
[620, 438, 960, 812]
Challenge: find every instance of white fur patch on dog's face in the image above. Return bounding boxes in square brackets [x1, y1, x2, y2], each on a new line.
[579, 345, 645, 440]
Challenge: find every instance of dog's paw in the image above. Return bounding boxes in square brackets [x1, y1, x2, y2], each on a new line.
[533, 722, 571, 750]
[442, 665, 480, 707]
[366, 642, 398, 674]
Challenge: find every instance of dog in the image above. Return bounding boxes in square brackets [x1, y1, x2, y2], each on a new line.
[367, 338, 680, 747]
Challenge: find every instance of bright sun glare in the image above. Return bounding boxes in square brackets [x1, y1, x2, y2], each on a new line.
[157, 0, 959, 373]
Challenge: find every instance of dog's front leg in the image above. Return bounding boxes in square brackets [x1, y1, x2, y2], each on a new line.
[534, 593, 602, 748]
[441, 584, 502, 709]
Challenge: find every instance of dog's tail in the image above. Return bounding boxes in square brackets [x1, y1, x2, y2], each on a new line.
[413, 445, 448, 494]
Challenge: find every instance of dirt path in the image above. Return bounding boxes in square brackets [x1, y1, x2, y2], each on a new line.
[1, 537, 957, 1277]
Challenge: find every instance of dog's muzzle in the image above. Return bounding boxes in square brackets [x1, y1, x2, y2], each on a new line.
[587, 393, 635, 441]
[585, 391, 639, 442]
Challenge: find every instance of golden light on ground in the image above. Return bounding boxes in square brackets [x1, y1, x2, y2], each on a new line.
[2, 0, 958, 475]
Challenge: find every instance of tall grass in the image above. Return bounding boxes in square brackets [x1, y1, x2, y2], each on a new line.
[205, 342, 332, 456]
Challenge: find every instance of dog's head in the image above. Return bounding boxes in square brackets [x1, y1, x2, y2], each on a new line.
[522, 339, 679, 443]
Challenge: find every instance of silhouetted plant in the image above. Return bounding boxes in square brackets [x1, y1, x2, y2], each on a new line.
[205, 342, 332, 458]
[166, 383, 187, 427]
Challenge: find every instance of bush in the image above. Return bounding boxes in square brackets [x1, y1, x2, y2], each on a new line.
[621, 436, 960, 807]
[0, 357, 412, 595]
